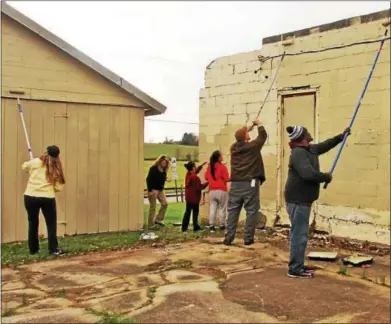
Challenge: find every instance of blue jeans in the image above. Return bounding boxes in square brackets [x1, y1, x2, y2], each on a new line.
[286, 203, 311, 274]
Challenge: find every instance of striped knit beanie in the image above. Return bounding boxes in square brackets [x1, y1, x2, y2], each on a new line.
[286, 126, 308, 141]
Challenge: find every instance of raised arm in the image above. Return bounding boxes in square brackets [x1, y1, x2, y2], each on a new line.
[21, 159, 33, 172]
[250, 124, 268, 149]
[195, 162, 207, 175]
[311, 128, 351, 155]
[291, 149, 331, 183]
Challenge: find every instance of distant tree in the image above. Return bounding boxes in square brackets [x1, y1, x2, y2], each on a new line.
[180, 133, 198, 146]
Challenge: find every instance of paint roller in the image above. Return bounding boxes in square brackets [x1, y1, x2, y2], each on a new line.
[9, 90, 34, 160]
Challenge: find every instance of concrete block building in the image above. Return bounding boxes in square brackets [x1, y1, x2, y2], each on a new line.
[1, 3, 166, 243]
[199, 10, 390, 244]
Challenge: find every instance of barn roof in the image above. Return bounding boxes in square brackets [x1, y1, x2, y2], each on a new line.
[1, 2, 167, 116]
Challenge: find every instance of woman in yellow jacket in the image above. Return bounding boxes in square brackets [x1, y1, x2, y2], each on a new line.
[22, 145, 66, 256]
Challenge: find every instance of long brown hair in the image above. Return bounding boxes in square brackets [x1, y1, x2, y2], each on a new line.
[40, 153, 66, 185]
[153, 154, 170, 171]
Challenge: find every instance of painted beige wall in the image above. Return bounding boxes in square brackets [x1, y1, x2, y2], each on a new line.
[1, 14, 145, 243]
[1, 14, 145, 107]
[199, 17, 390, 244]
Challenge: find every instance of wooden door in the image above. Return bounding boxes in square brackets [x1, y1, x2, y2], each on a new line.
[281, 93, 316, 208]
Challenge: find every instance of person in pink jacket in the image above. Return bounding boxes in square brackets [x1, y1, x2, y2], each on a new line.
[205, 150, 230, 232]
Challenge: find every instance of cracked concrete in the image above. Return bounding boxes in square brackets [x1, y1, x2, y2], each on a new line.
[1, 235, 390, 323]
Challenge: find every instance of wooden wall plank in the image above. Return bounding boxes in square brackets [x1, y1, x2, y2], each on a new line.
[118, 108, 130, 231]
[53, 103, 68, 237]
[64, 104, 78, 235]
[98, 107, 110, 233]
[136, 109, 145, 230]
[108, 107, 120, 232]
[87, 106, 100, 234]
[128, 109, 139, 230]
[76, 105, 89, 234]
[2, 99, 18, 242]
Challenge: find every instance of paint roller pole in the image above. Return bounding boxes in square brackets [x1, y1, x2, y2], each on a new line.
[17, 98, 34, 160]
[324, 29, 388, 189]
[255, 51, 286, 120]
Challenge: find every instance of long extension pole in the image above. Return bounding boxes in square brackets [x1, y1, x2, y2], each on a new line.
[17, 98, 34, 160]
[255, 51, 286, 120]
[324, 29, 388, 189]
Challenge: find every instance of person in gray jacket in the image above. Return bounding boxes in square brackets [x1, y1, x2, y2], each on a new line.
[284, 125, 350, 279]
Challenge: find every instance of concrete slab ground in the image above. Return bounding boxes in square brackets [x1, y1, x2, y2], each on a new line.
[2, 234, 390, 323]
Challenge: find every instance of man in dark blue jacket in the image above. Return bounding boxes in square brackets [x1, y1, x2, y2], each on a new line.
[284, 125, 350, 279]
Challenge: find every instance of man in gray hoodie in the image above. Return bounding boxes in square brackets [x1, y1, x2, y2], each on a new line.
[284, 125, 350, 279]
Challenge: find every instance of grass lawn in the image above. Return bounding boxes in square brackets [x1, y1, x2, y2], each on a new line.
[144, 143, 198, 161]
[2, 202, 193, 266]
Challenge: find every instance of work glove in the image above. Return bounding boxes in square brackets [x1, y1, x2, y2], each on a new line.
[342, 127, 351, 137]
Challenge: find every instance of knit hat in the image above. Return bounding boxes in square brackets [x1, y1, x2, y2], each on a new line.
[235, 126, 248, 141]
[286, 126, 308, 141]
[47, 145, 60, 158]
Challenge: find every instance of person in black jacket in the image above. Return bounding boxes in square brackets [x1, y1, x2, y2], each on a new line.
[146, 155, 170, 227]
[284, 125, 350, 279]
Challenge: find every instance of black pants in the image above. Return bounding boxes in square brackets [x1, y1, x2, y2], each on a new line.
[181, 202, 200, 232]
[24, 195, 58, 253]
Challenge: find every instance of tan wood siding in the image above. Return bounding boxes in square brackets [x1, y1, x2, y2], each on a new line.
[1, 98, 144, 243]
[1, 15, 146, 108]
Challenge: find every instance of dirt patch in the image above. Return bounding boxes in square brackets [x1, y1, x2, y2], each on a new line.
[1, 308, 99, 324]
[137, 276, 154, 287]
[87, 291, 143, 313]
[195, 267, 227, 280]
[2, 274, 15, 282]
[54, 263, 144, 276]
[2, 289, 44, 306]
[37, 275, 77, 288]
[134, 291, 277, 323]
[221, 267, 390, 323]
[178, 275, 202, 281]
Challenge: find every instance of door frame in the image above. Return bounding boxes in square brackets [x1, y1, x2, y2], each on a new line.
[276, 85, 320, 222]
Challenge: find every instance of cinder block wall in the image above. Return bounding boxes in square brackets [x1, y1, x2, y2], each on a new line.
[199, 11, 390, 244]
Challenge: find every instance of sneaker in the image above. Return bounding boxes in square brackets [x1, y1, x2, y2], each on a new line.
[219, 225, 226, 231]
[287, 271, 313, 279]
[209, 226, 216, 232]
[30, 250, 40, 256]
[154, 221, 165, 227]
[244, 239, 254, 246]
[194, 228, 204, 233]
[223, 238, 232, 246]
[304, 266, 316, 274]
[50, 249, 67, 256]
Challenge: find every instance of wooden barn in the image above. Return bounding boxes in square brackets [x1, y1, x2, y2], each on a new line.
[1, 2, 167, 243]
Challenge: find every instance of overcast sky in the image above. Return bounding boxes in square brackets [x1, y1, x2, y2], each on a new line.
[7, 1, 390, 142]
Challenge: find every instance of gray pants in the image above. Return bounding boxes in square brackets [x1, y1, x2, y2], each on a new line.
[225, 180, 260, 243]
[287, 203, 311, 274]
[209, 190, 228, 227]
